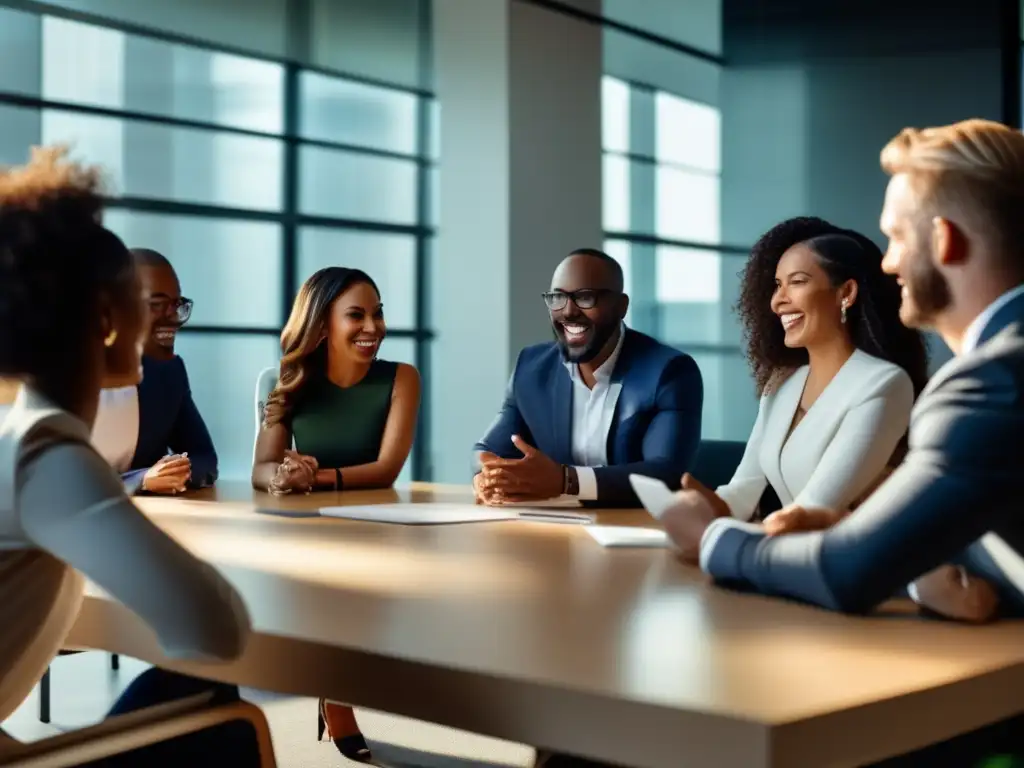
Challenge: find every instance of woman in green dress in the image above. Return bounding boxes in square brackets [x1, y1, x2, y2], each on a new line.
[253, 267, 420, 496]
[251, 267, 420, 765]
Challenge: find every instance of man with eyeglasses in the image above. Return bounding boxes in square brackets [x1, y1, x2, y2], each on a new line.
[473, 247, 704, 507]
[91, 248, 218, 494]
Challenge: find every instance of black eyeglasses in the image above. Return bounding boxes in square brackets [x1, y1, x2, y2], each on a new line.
[542, 289, 615, 311]
[148, 296, 194, 325]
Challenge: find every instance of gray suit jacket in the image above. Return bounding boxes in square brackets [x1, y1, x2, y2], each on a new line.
[700, 291, 1024, 616]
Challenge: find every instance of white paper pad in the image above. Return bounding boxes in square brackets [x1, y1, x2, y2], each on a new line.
[498, 497, 582, 509]
[319, 504, 518, 525]
[586, 525, 670, 548]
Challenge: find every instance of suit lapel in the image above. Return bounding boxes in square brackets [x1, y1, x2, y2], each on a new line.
[551, 363, 573, 465]
[764, 369, 807, 504]
[605, 331, 636, 463]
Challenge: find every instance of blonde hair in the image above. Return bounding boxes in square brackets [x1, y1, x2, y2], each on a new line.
[880, 119, 1024, 259]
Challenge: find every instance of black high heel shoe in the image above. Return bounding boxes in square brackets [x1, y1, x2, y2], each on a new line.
[318, 698, 373, 763]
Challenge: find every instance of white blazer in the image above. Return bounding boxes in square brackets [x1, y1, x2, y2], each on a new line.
[716, 349, 914, 520]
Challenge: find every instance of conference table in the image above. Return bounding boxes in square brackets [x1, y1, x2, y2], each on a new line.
[66, 481, 1024, 768]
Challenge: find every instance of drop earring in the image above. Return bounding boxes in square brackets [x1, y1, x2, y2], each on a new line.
[840, 301, 848, 324]
[104, 329, 118, 347]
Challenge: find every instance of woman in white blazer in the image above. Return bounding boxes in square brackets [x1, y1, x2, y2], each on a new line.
[689, 217, 930, 522]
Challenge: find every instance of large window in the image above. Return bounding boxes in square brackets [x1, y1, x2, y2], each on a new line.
[602, 75, 747, 439]
[0, 4, 434, 482]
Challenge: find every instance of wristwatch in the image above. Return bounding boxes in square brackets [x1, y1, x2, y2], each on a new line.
[561, 465, 579, 496]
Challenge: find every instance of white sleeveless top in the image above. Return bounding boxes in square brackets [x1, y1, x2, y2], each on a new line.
[0, 386, 252, 723]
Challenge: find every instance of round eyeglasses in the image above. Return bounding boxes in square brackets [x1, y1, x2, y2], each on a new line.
[148, 296, 194, 325]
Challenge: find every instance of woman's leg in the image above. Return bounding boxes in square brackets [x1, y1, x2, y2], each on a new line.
[81, 667, 262, 767]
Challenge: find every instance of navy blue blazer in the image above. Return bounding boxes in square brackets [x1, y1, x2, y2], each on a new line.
[122, 355, 219, 493]
[474, 329, 703, 507]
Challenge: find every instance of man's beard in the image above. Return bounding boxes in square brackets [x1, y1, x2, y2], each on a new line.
[554, 319, 619, 364]
[901, 246, 952, 328]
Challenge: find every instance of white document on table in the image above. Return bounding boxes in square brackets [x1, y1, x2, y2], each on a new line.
[318, 503, 594, 526]
[586, 525, 670, 548]
[498, 497, 582, 509]
[319, 504, 519, 525]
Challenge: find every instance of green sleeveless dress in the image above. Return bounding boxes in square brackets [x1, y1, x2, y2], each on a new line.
[289, 360, 398, 469]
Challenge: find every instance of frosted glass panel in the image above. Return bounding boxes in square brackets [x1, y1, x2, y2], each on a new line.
[0, 105, 40, 167]
[603, 154, 631, 231]
[300, 72, 417, 153]
[31, 17, 285, 133]
[298, 228, 416, 329]
[688, 351, 756, 442]
[176, 333, 281, 482]
[655, 246, 721, 303]
[299, 146, 417, 224]
[655, 167, 720, 244]
[0, 7, 41, 97]
[104, 210, 283, 328]
[603, 239, 633, 326]
[602, 76, 630, 153]
[41, 109, 283, 210]
[654, 92, 721, 172]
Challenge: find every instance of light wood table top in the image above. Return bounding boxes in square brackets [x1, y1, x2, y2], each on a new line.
[67, 481, 1024, 768]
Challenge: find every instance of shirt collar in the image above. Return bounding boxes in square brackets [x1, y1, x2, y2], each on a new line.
[565, 324, 627, 383]
[960, 283, 1024, 355]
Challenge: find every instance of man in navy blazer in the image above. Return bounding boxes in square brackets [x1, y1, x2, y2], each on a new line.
[119, 249, 218, 493]
[473, 248, 703, 508]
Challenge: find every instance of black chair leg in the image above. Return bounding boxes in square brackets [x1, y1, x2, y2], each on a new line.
[110, 653, 119, 671]
[39, 666, 51, 724]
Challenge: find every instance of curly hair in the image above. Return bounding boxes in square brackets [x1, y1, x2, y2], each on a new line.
[0, 146, 132, 381]
[263, 267, 380, 427]
[737, 216, 930, 397]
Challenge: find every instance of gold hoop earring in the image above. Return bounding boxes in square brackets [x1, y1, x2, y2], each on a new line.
[104, 329, 118, 348]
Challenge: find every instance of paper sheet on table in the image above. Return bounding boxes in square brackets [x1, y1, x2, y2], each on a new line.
[586, 525, 670, 548]
[498, 497, 582, 509]
[319, 503, 518, 525]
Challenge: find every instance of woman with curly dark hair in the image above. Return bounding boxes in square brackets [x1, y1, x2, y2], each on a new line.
[673, 216, 929, 526]
[0, 148, 268, 764]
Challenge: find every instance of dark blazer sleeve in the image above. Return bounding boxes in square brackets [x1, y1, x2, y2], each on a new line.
[701, 356, 1024, 613]
[592, 353, 703, 506]
[167, 358, 219, 488]
[472, 351, 533, 468]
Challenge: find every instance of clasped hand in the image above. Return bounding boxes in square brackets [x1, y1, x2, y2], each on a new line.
[142, 453, 191, 494]
[474, 435, 563, 505]
[268, 450, 318, 496]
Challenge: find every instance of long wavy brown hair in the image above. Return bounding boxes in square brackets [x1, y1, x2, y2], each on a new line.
[262, 267, 379, 427]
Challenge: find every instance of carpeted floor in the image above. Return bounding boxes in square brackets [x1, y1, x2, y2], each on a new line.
[252, 693, 536, 768]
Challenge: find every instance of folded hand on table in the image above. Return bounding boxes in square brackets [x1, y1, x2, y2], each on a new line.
[910, 565, 1000, 623]
[142, 453, 191, 494]
[763, 504, 844, 535]
[474, 436, 564, 505]
[268, 450, 318, 496]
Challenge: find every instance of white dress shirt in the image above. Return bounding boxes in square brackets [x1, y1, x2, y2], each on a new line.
[564, 326, 626, 501]
[90, 386, 140, 473]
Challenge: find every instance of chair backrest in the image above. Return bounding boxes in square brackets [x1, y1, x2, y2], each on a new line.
[690, 439, 746, 491]
[253, 367, 286, 463]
